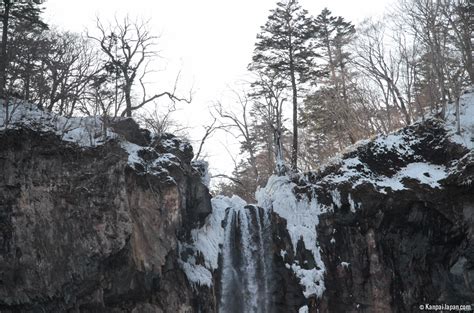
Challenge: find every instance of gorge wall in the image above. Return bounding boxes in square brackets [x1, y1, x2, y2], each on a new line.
[267, 119, 474, 312]
[0, 92, 473, 312]
[0, 117, 215, 312]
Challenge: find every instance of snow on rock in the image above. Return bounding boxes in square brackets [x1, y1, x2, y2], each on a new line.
[179, 195, 245, 287]
[320, 142, 449, 193]
[397, 163, 448, 188]
[0, 100, 190, 184]
[192, 160, 211, 188]
[372, 131, 420, 157]
[256, 175, 326, 298]
[180, 259, 213, 288]
[298, 305, 309, 313]
[251, 90, 474, 300]
[329, 189, 342, 209]
[0, 100, 117, 147]
[315, 89, 473, 195]
[348, 194, 357, 212]
[121, 140, 180, 183]
[121, 141, 143, 165]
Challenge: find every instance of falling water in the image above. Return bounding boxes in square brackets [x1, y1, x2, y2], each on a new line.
[219, 204, 273, 313]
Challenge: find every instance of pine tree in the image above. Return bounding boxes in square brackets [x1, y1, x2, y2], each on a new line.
[0, 0, 47, 98]
[301, 8, 358, 153]
[249, 0, 318, 171]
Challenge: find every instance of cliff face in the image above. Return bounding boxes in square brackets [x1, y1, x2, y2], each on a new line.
[313, 124, 473, 312]
[261, 97, 474, 312]
[0, 119, 214, 312]
[1, 93, 473, 313]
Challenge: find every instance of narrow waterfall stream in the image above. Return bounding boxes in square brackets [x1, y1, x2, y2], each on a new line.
[219, 204, 273, 313]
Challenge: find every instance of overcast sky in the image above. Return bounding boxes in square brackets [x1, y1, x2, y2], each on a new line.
[44, 0, 393, 184]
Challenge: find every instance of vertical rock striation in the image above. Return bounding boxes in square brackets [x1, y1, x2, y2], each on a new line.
[0, 124, 214, 312]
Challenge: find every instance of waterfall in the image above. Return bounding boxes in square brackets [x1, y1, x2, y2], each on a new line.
[219, 204, 273, 313]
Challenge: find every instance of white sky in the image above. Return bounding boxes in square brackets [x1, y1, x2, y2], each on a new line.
[43, 0, 393, 183]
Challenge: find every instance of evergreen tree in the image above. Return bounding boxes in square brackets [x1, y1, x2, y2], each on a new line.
[314, 8, 354, 102]
[249, 0, 318, 171]
[0, 0, 47, 98]
[301, 9, 358, 154]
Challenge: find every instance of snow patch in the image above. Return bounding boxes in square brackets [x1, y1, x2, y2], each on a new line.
[348, 194, 357, 212]
[323, 156, 447, 193]
[446, 91, 474, 150]
[256, 175, 326, 298]
[298, 305, 309, 313]
[0, 100, 117, 147]
[179, 195, 245, 287]
[180, 257, 213, 287]
[330, 189, 341, 209]
[373, 132, 419, 157]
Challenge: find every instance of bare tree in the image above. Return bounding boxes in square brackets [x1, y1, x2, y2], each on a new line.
[88, 16, 191, 117]
[439, 0, 474, 84]
[396, 0, 456, 117]
[193, 117, 220, 161]
[250, 71, 288, 176]
[215, 89, 261, 185]
[38, 30, 100, 116]
[353, 19, 412, 125]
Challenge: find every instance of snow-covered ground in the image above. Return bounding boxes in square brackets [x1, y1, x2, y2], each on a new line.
[447, 90, 474, 150]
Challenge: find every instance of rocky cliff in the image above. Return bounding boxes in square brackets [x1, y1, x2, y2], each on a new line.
[0, 105, 215, 312]
[258, 93, 474, 312]
[1, 91, 474, 313]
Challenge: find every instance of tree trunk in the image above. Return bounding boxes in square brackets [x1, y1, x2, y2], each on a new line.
[124, 84, 132, 117]
[274, 128, 286, 176]
[0, 0, 11, 99]
[455, 96, 461, 135]
[388, 81, 411, 125]
[464, 34, 474, 83]
[289, 56, 298, 171]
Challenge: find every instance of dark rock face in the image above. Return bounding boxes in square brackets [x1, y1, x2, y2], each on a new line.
[270, 214, 307, 313]
[0, 128, 214, 312]
[110, 118, 151, 146]
[316, 187, 472, 312]
[274, 120, 474, 312]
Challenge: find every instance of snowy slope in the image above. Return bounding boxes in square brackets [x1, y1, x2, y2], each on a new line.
[447, 90, 474, 150]
[314, 90, 473, 196]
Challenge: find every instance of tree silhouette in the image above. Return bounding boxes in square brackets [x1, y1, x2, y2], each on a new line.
[249, 0, 318, 171]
